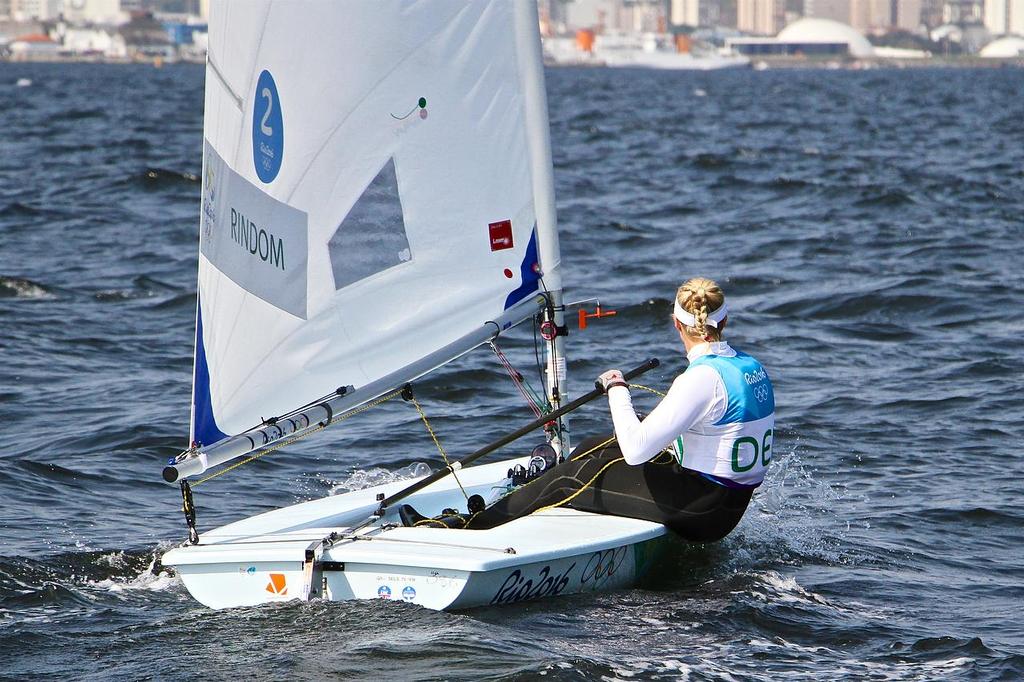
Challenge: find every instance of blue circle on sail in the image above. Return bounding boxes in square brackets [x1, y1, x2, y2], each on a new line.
[252, 69, 283, 183]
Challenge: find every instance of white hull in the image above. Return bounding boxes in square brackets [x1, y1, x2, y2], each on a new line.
[162, 457, 669, 610]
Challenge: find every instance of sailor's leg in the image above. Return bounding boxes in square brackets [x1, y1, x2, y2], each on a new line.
[462, 440, 622, 530]
[566, 449, 754, 542]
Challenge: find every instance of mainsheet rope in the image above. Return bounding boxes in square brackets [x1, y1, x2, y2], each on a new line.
[406, 392, 470, 502]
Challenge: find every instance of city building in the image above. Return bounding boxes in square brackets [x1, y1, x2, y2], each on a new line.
[984, 0, 1024, 34]
[804, 0, 852, 22]
[62, 0, 127, 25]
[895, 0, 924, 29]
[941, 0, 983, 22]
[850, 0, 892, 31]
[671, 0, 700, 26]
[737, 0, 783, 33]
[10, 0, 59, 21]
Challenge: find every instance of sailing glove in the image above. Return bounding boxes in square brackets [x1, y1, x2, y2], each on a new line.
[596, 369, 628, 393]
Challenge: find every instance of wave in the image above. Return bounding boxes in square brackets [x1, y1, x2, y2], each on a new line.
[0, 276, 57, 300]
[47, 107, 107, 122]
[0, 546, 177, 605]
[0, 201, 72, 219]
[139, 167, 200, 187]
[92, 275, 184, 303]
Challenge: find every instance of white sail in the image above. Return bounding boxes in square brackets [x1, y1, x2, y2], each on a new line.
[189, 0, 561, 452]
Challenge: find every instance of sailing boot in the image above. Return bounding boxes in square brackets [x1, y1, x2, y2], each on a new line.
[399, 504, 469, 529]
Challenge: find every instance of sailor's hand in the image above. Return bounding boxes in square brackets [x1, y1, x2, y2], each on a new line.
[596, 369, 628, 393]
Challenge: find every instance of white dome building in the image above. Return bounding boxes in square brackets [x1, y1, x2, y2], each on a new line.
[979, 36, 1024, 57]
[776, 18, 875, 58]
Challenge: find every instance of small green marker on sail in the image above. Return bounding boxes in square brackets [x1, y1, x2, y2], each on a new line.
[391, 96, 428, 120]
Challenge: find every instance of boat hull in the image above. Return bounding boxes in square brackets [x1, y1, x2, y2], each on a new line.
[172, 536, 669, 610]
[163, 457, 670, 610]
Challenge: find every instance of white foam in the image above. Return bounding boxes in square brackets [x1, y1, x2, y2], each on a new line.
[90, 547, 182, 595]
[727, 441, 870, 567]
[0, 277, 55, 300]
[327, 462, 432, 495]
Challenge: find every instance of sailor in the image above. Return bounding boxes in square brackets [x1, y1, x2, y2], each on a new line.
[401, 277, 774, 542]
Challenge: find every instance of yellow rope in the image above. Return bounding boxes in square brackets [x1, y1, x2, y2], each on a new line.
[193, 387, 405, 486]
[531, 456, 625, 515]
[629, 383, 666, 397]
[409, 384, 675, 527]
[413, 435, 620, 528]
[571, 435, 616, 461]
[408, 393, 469, 501]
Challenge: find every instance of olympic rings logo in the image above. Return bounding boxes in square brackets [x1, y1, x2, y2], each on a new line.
[581, 547, 629, 585]
[754, 385, 770, 403]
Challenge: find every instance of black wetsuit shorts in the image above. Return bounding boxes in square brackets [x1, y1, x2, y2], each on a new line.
[464, 434, 754, 543]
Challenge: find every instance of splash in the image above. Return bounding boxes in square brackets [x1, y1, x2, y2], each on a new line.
[90, 547, 181, 595]
[327, 462, 433, 496]
[727, 439, 869, 568]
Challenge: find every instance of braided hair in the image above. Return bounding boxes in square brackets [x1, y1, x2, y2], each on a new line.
[676, 277, 725, 342]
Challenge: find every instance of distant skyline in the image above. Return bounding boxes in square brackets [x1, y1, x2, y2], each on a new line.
[544, 0, 1016, 35]
[1, 0, 1021, 50]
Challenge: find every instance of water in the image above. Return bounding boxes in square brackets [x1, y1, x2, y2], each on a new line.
[2, 62, 1022, 680]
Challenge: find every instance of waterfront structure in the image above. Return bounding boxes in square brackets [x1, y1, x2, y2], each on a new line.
[63, 26, 127, 56]
[979, 32, 1024, 51]
[9, 31, 58, 56]
[727, 16, 876, 55]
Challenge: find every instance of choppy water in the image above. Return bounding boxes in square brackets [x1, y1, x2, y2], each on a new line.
[1, 62, 1022, 680]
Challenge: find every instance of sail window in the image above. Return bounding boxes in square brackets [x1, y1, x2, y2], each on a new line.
[328, 158, 412, 290]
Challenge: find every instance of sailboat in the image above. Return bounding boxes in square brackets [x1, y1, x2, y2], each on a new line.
[161, 0, 669, 610]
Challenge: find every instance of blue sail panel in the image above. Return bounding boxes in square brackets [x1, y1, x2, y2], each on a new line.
[504, 228, 540, 310]
[191, 303, 229, 447]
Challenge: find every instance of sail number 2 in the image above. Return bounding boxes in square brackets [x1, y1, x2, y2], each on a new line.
[252, 69, 284, 183]
[259, 87, 274, 136]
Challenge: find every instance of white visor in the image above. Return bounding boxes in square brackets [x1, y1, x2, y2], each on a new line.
[674, 300, 728, 329]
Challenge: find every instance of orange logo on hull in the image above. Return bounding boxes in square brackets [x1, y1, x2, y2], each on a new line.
[266, 573, 288, 596]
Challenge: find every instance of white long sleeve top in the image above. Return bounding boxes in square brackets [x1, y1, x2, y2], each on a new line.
[607, 342, 735, 466]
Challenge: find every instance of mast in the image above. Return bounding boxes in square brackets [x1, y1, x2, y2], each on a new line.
[513, 0, 569, 458]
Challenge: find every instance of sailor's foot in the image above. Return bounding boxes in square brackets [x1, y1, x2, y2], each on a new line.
[399, 504, 469, 529]
[399, 504, 429, 527]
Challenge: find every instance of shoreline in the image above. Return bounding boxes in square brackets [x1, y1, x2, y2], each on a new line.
[2, 54, 1022, 70]
[544, 54, 1024, 70]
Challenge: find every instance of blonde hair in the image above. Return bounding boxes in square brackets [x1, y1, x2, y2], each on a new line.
[676, 277, 726, 341]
